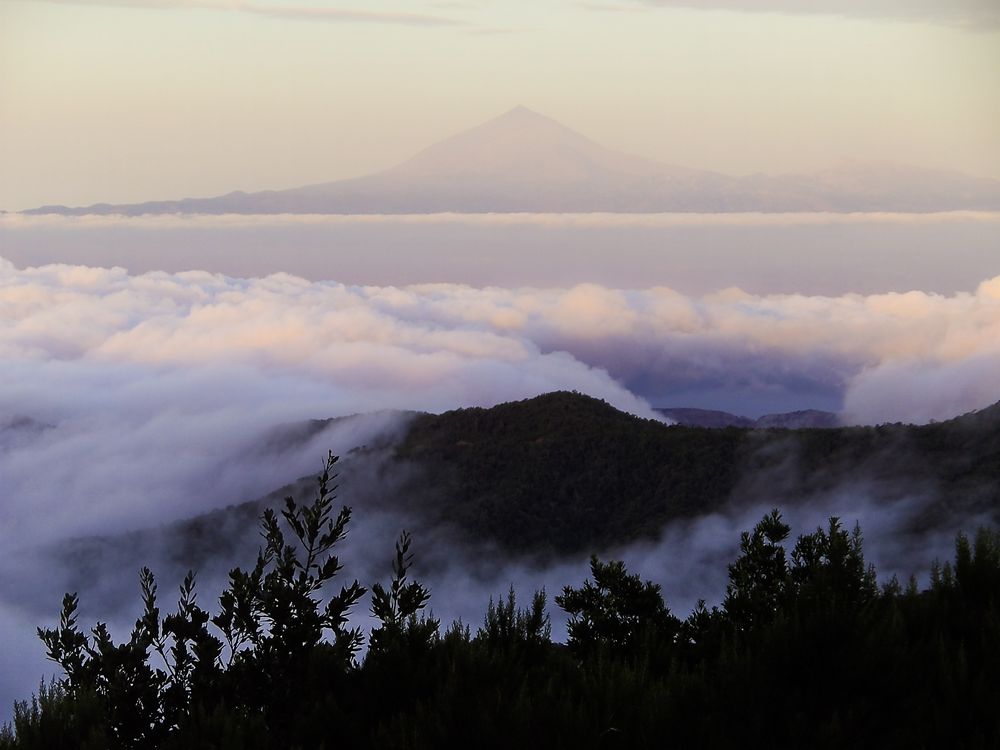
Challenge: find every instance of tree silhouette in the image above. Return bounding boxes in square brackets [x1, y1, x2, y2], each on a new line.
[556, 556, 678, 660]
[723, 508, 790, 631]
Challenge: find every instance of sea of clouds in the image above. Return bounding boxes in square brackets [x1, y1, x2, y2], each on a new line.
[3, 255, 1000, 539]
[2, 252, 1000, 720]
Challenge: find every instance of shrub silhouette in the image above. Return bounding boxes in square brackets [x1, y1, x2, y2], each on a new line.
[3, 454, 999, 749]
[556, 557, 677, 661]
[31, 452, 365, 747]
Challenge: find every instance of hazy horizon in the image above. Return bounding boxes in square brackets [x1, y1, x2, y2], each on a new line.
[3, 211, 999, 299]
[3, 1, 1000, 210]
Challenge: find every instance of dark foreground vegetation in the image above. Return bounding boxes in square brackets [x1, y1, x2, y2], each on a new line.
[4, 452, 999, 750]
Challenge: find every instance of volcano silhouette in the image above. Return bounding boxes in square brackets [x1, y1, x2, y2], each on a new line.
[26, 106, 1000, 215]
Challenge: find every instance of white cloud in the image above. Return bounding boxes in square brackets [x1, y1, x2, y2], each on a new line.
[21, 0, 467, 26]
[3, 255, 999, 437]
[0, 258, 662, 545]
[2, 255, 999, 549]
[628, 0, 1000, 29]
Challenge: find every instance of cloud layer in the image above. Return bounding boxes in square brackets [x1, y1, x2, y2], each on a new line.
[8, 211, 1000, 230]
[26, 0, 466, 26]
[2, 255, 1000, 545]
[2, 257, 999, 719]
[4, 213, 999, 297]
[630, 0, 1000, 28]
[4, 255, 1000, 421]
[0, 261, 1000, 542]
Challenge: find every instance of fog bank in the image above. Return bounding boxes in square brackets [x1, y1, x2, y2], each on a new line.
[2, 211, 998, 295]
[2, 256, 999, 721]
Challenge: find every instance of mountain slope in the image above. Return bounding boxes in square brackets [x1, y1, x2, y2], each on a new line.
[24, 108, 1000, 215]
[656, 407, 839, 429]
[389, 393, 1000, 554]
[39, 392, 1000, 585]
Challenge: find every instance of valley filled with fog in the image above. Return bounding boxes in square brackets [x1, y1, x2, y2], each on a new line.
[2, 231, 1000, 718]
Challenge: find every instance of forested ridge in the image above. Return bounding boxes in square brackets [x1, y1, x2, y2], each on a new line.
[3, 450, 999, 749]
[75, 390, 1000, 561]
[37, 391, 1000, 609]
[393, 392, 1000, 555]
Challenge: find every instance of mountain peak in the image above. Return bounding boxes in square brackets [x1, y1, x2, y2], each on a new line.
[381, 106, 674, 187]
[489, 105, 563, 128]
[500, 104, 544, 118]
[23, 108, 1000, 215]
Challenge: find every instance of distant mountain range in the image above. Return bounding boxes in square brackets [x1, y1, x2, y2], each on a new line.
[25, 107, 1000, 215]
[656, 407, 839, 429]
[0, 415, 52, 451]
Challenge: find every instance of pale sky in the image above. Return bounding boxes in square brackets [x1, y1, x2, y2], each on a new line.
[1, 0, 998, 210]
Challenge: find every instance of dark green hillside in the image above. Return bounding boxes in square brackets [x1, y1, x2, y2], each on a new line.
[390, 392, 1000, 555]
[395, 392, 746, 554]
[36, 392, 1000, 584]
